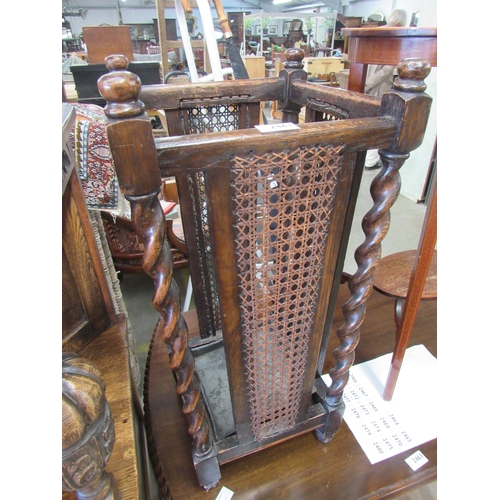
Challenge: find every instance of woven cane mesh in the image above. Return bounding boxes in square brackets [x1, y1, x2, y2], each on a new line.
[187, 173, 222, 337]
[230, 144, 343, 440]
[187, 103, 240, 134]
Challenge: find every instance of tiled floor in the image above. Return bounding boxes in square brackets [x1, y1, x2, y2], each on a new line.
[119, 134, 435, 500]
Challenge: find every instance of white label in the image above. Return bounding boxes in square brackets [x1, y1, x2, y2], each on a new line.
[255, 122, 300, 133]
[405, 450, 429, 471]
[215, 486, 234, 500]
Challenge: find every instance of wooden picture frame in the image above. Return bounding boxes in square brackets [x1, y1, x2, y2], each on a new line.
[269, 25, 278, 35]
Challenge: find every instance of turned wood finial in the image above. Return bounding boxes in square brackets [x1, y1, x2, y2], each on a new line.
[98, 54, 145, 119]
[284, 47, 305, 69]
[393, 58, 431, 93]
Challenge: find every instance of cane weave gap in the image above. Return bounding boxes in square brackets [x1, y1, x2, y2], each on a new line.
[230, 144, 343, 440]
[187, 104, 241, 134]
[188, 173, 222, 337]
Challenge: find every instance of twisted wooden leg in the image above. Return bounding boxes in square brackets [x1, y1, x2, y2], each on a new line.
[127, 190, 220, 488]
[316, 150, 409, 443]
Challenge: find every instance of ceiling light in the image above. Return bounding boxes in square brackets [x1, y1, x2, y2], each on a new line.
[273, 0, 293, 4]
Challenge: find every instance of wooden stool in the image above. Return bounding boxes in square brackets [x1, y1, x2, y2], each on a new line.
[373, 249, 437, 399]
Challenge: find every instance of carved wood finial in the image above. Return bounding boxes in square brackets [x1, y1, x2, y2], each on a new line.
[62, 352, 115, 499]
[284, 47, 305, 69]
[97, 54, 145, 119]
[393, 58, 431, 93]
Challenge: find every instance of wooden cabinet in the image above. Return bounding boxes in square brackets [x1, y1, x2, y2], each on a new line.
[303, 57, 345, 78]
[82, 26, 134, 64]
[153, 18, 178, 42]
[126, 24, 156, 54]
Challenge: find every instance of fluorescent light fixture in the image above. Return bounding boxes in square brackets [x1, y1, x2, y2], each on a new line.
[273, 0, 293, 4]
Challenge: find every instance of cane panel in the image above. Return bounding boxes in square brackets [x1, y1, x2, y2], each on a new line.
[230, 144, 343, 440]
[186, 102, 241, 134]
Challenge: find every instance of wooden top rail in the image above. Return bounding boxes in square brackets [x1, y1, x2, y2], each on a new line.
[152, 116, 398, 175]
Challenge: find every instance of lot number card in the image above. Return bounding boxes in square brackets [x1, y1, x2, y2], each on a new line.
[322, 345, 437, 464]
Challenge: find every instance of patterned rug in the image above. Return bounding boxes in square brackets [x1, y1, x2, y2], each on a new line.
[70, 103, 119, 210]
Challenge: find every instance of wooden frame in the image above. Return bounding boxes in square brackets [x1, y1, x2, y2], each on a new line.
[268, 25, 278, 35]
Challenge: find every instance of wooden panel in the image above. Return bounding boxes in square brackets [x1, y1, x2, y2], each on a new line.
[347, 36, 437, 67]
[62, 170, 115, 349]
[83, 26, 134, 64]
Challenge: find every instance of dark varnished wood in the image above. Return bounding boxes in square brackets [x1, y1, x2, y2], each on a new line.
[342, 27, 437, 93]
[291, 80, 382, 119]
[144, 282, 437, 499]
[99, 53, 433, 490]
[138, 78, 284, 111]
[100, 55, 215, 477]
[152, 117, 398, 177]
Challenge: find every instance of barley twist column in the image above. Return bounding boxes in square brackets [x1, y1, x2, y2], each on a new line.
[322, 58, 433, 426]
[98, 56, 215, 473]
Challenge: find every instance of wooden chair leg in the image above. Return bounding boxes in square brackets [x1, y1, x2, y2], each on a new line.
[383, 174, 437, 401]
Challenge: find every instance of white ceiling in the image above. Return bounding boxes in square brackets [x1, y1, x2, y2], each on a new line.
[62, 0, 344, 16]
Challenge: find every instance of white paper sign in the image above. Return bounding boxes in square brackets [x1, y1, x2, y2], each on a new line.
[254, 122, 300, 133]
[405, 450, 429, 471]
[215, 486, 234, 500]
[322, 345, 437, 465]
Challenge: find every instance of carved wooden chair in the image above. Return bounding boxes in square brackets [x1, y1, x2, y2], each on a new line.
[97, 52, 432, 491]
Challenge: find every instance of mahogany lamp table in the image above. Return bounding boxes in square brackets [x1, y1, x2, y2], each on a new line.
[341, 27, 437, 92]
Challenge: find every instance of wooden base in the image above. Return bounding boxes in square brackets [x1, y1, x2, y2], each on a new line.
[144, 283, 437, 499]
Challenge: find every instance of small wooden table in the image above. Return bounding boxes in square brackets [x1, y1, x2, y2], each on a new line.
[341, 27, 437, 92]
[144, 283, 437, 499]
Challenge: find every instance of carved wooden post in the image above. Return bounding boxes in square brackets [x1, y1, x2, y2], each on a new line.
[317, 58, 432, 442]
[277, 48, 307, 124]
[98, 54, 220, 490]
[62, 353, 115, 500]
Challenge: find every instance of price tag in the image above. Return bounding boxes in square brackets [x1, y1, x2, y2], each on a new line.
[255, 122, 300, 134]
[215, 486, 234, 500]
[405, 450, 429, 471]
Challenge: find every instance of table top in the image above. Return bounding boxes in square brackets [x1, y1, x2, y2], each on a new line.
[373, 250, 437, 301]
[342, 26, 437, 92]
[342, 27, 437, 38]
[144, 282, 437, 499]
